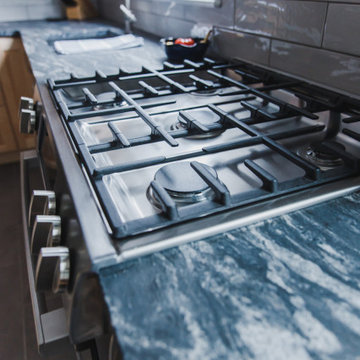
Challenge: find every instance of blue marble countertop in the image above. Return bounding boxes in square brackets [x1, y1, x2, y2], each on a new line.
[2, 19, 359, 360]
[0, 19, 167, 83]
[101, 193, 360, 359]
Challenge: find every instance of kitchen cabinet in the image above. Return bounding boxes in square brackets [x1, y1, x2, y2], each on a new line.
[0, 37, 35, 164]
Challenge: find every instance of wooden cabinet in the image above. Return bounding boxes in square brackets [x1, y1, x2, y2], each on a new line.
[0, 37, 36, 164]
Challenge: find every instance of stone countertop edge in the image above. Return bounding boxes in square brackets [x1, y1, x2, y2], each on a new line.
[1, 19, 359, 360]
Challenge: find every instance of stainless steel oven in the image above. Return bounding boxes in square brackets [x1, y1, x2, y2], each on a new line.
[20, 100, 118, 359]
[19, 57, 360, 359]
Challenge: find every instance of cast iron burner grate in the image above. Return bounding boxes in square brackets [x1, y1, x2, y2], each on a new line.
[48, 58, 360, 239]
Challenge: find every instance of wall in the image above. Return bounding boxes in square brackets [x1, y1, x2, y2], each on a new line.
[99, 0, 360, 98]
[99, 0, 234, 37]
[0, 0, 64, 22]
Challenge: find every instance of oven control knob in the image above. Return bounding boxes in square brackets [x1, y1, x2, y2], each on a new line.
[19, 109, 36, 134]
[28, 190, 56, 228]
[30, 215, 61, 255]
[35, 247, 70, 293]
[19, 96, 34, 111]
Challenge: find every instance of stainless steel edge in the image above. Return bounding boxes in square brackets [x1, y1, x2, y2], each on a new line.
[38, 84, 117, 269]
[20, 150, 46, 350]
[113, 177, 360, 264]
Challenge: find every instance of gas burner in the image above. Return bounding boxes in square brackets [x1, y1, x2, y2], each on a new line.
[170, 109, 224, 139]
[192, 88, 220, 96]
[93, 93, 128, 111]
[147, 161, 217, 209]
[93, 103, 117, 111]
[298, 141, 345, 168]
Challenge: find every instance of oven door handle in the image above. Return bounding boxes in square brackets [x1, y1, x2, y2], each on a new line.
[20, 150, 71, 356]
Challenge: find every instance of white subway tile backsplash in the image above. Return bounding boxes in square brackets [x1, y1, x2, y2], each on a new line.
[323, 4, 360, 56]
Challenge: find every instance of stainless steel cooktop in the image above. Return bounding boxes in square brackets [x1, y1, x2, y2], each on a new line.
[48, 58, 360, 254]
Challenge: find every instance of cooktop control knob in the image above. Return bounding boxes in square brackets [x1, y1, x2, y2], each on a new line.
[19, 109, 36, 134]
[19, 96, 34, 111]
[28, 190, 56, 228]
[30, 215, 61, 255]
[35, 247, 70, 293]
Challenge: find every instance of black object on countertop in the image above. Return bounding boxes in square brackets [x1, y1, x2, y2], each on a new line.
[163, 37, 209, 62]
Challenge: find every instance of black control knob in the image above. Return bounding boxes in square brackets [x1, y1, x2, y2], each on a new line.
[19, 96, 34, 111]
[35, 247, 70, 293]
[30, 215, 61, 255]
[19, 109, 36, 134]
[28, 190, 56, 228]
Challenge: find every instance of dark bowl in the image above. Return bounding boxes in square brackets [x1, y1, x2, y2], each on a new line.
[163, 37, 209, 62]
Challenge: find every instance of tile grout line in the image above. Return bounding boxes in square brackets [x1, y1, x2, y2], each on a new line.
[320, 2, 330, 48]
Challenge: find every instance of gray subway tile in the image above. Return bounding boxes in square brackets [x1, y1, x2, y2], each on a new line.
[184, 0, 234, 28]
[132, 0, 185, 18]
[235, 0, 277, 37]
[98, 0, 123, 23]
[211, 27, 270, 66]
[327, 0, 360, 3]
[133, 9, 195, 38]
[236, 0, 326, 46]
[323, 4, 360, 56]
[0, 5, 28, 21]
[270, 40, 360, 99]
[274, 1, 327, 46]
[27, 3, 64, 20]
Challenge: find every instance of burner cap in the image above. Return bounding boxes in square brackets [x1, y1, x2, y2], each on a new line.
[309, 141, 345, 161]
[148, 161, 218, 208]
[155, 161, 217, 195]
[298, 141, 345, 168]
[179, 109, 220, 127]
[170, 109, 224, 139]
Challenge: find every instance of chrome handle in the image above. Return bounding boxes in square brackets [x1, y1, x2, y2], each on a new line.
[31, 215, 61, 255]
[28, 190, 56, 228]
[35, 247, 70, 293]
[19, 109, 36, 134]
[19, 96, 34, 111]
[52, 248, 70, 294]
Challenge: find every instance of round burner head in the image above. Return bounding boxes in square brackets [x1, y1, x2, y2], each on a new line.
[309, 141, 345, 161]
[155, 161, 217, 195]
[148, 161, 218, 208]
[298, 140, 345, 168]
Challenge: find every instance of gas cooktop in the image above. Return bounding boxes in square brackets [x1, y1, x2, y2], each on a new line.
[48, 58, 360, 242]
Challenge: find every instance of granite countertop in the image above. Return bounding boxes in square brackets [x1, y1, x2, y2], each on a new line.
[0, 19, 166, 83]
[2, 19, 359, 360]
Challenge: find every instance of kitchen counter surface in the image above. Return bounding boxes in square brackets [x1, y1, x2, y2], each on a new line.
[101, 191, 360, 359]
[2, 19, 359, 360]
[0, 19, 166, 82]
